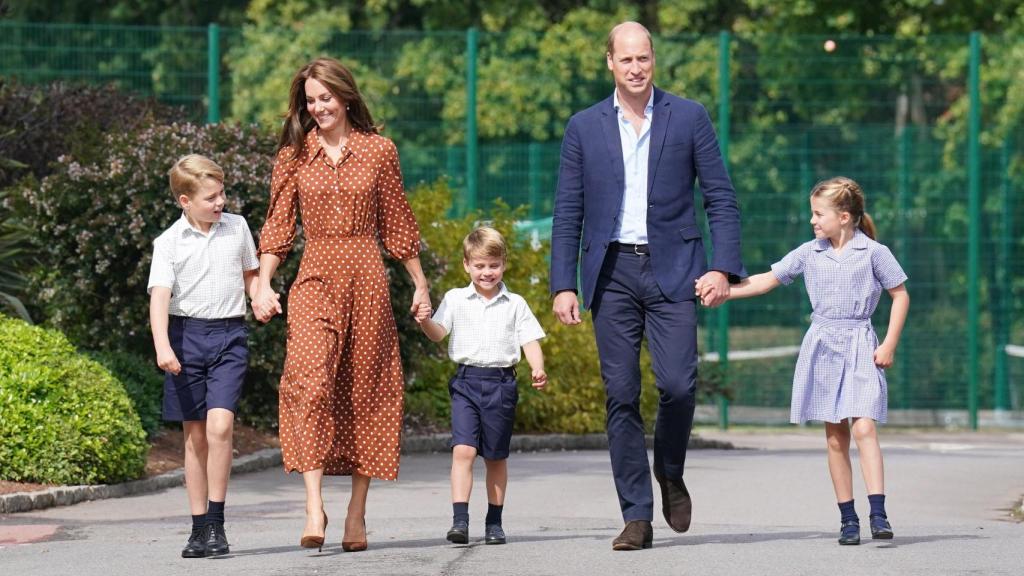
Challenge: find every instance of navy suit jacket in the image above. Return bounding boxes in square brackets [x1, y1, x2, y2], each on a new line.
[550, 87, 746, 309]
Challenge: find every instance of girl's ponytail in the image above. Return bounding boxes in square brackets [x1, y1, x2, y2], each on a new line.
[859, 212, 876, 240]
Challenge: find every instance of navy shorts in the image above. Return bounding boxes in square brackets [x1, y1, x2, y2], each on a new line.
[163, 316, 248, 422]
[449, 364, 518, 460]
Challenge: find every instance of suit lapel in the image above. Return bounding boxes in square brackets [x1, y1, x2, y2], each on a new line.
[600, 97, 625, 196]
[647, 88, 670, 199]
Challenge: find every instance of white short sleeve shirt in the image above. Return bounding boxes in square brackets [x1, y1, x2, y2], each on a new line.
[432, 282, 546, 368]
[147, 212, 259, 319]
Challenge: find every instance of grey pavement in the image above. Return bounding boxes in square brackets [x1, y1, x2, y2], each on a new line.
[1, 429, 1021, 575]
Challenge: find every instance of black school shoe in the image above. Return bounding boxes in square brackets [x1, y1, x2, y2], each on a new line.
[838, 519, 861, 545]
[205, 522, 230, 556]
[181, 526, 208, 558]
[870, 515, 894, 539]
[446, 520, 469, 544]
[484, 524, 506, 545]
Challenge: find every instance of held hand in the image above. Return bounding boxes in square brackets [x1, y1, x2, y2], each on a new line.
[531, 368, 548, 390]
[874, 343, 896, 369]
[696, 271, 729, 307]
[156, 346, 181, 375]
[410, 286, 432, 321]
[252, 289, 282, 323]
[552, 291, 581, 326]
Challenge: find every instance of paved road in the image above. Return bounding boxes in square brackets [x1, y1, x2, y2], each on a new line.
[1, 430, 1021, 575]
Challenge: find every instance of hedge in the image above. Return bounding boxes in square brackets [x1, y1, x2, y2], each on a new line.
[0, 315, 148, 485]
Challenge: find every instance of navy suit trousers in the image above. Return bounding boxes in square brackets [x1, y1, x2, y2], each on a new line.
[591, 248, 698, 522]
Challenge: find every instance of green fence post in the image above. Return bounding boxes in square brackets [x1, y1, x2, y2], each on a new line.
[897, 127, 911, 410]
[716, 31, 731, 430]
[994, 138, 1012, 412]
[465, 27, 479, 214]
[966, 31, 981, 430]
[528, 142, 541, 219]
[206, 23, 220, 124]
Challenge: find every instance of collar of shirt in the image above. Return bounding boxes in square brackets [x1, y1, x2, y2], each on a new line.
[304, 128, 370, 166]
[461, 281, 510, 305]
[612, 89, 655, 123]
[176, 212, 221, 238]
[813, 229, 870, 252]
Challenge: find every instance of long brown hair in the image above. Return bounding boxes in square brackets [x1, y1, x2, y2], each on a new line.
[810, 176, 877, 239]
[278, 57, 379, 159]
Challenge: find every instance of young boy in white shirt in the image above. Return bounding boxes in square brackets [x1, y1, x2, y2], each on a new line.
[418, 226, 547, 545]
[148, 154, 272, 558]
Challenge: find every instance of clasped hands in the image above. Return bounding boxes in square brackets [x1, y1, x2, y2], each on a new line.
[252, 288, 282, 323]
[694, 271, 730, 307]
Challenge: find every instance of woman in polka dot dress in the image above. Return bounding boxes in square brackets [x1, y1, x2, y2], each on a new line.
[252, 57, 432, 552]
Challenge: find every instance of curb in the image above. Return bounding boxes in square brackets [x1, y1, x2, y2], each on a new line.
[0, 434, 731, 515]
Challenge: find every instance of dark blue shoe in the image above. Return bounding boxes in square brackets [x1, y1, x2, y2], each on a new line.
[870, 515, 893, 539]
[484, 524, 506, 545]
[838, 519, 860, 545]
[446, 520, 469, 544]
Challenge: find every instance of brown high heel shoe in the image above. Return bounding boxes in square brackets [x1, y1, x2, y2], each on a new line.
[300, 511, 328, 552]
[342, 518, 367, 552]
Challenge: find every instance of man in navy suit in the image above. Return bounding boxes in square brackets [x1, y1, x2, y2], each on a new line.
[550, 21, 745, 550]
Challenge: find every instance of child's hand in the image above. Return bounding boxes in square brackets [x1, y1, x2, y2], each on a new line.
[531, 368, 548, 390]
[874, 343, 896, 368]
[695, 277, 729, 306]
[410, 287, 432, 321]
[156, 345, 181, 375]
[252, 289, 281, 323]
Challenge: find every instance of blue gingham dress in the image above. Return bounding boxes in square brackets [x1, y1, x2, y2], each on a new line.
[771, 230, 908, 424]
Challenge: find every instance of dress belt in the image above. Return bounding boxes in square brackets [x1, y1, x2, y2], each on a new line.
[810, 314, 872, 330]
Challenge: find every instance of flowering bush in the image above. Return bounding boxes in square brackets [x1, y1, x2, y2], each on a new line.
[0, 79, 177, 190]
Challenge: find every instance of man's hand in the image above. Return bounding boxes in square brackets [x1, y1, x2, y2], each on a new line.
[552, 291, 581, 325]
[696, 271, 730, 307]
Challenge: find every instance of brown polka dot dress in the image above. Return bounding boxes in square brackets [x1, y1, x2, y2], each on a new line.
[259, 128, 420, 481]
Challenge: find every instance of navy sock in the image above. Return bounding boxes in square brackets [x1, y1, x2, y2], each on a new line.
[191, 514, 207, 533]
[838, 499, 858, 523]
[485, 504, 503, 526]
[453, 502, 469, 524]
[206, 500, 225, 525]
[867, 494, 887, 519]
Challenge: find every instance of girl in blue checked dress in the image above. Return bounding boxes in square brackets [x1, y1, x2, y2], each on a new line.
[697, 176, 909, 546]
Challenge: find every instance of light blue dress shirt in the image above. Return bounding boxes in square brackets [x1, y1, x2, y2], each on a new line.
[612, 89, 655, 244]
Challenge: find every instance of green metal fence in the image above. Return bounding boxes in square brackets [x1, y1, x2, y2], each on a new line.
[2, 22, 1021, 428]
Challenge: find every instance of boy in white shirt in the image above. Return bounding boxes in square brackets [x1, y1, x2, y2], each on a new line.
[419, 226, 547, 546]
[148, 154, 273, 558]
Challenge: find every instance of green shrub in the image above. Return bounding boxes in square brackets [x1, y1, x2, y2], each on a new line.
[0, 315, 148, 484]
[87, 350, 164, 439]
[0, 79, 177, 189]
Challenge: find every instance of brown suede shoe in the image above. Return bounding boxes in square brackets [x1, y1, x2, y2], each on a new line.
[611, 520, 653, 551]
[655, 473, 693, 533]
